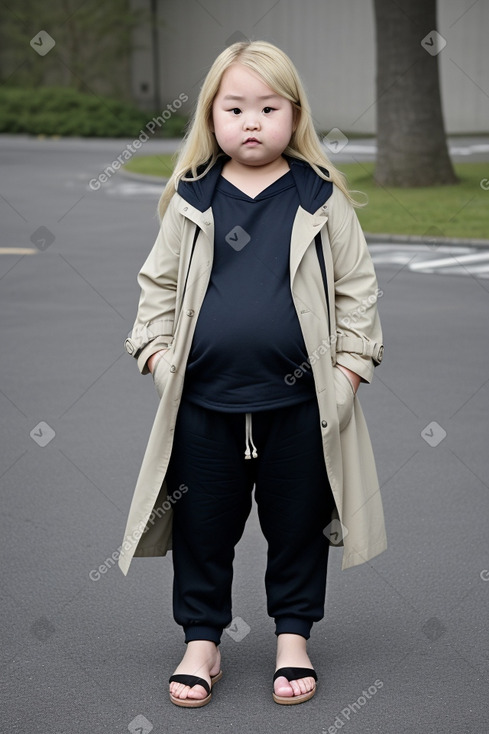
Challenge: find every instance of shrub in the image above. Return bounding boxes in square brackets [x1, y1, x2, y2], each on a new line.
[0, 87, 187, 138]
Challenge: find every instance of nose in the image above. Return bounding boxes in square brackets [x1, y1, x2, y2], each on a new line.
[243, 115, 260, 131]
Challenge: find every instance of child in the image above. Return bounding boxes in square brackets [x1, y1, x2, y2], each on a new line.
[119, 40, 386, 707]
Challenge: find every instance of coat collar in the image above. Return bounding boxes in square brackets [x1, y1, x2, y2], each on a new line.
[176, 154, 333, 214]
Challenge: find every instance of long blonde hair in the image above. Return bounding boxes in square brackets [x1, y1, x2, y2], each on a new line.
[158, 40, 359, 219]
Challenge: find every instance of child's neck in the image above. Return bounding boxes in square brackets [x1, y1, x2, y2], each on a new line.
[221, 156, 290, 199]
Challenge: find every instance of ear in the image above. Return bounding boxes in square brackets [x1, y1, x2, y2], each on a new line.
[292, 105, 299, 134]
[209, 113, 215, 134]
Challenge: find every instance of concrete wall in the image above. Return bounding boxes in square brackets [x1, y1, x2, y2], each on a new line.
[130, 0, 489, 134]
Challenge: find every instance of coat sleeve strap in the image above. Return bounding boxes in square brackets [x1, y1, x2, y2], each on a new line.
[335, 334, 384, 365]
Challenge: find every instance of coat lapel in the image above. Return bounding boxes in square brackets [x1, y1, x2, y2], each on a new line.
[290, 206, 329, 286]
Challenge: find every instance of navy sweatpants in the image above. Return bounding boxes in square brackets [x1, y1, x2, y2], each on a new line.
[165, 396, 336, 645]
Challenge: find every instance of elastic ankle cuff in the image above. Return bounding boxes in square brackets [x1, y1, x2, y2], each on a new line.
[274, 617, 313, 640]
[184, 625, 222, 645]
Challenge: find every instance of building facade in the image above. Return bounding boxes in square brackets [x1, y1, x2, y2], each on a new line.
[130, 0, 489, 134]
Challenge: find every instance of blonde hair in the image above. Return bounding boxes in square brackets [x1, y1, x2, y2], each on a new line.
[158, 40, 360, 218]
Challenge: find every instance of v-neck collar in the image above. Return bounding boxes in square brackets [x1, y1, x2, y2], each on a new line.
[217, 169, 294, 201]
[177, 154, 333, 214]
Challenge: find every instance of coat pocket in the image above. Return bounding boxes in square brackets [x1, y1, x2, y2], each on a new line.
[333, 366, 355, 431]
[152, 351, 171, 399]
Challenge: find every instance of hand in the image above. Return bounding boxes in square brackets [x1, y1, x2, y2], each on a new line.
[147, 349, 168, 374]
[333, 366, 356, 431]
[336, 364, 361, 394]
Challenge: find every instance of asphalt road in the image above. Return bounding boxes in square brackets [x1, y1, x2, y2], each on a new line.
[1, 136, 488, 734]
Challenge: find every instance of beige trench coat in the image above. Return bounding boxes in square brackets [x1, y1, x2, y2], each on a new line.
[118, 184, 386, 575]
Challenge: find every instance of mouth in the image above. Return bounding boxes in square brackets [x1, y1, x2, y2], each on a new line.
[243, 137, 260, 144]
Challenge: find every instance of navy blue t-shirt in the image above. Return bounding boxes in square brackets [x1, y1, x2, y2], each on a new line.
[183, 170, 316, 412]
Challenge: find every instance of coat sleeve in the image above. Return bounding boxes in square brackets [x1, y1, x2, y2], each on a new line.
[328, 186, 384, 383]
[124, 196, 182, 374]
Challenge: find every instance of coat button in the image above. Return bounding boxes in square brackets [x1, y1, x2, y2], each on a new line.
[170, 365, 176, 373]
[204, 220, 211, 226]
[321, 420, 328, 428]
[186, 309, 194, 317]
[183, 206, 188, 211]
[124, 338, 135, 355]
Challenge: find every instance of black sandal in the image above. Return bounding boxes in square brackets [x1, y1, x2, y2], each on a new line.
[272, 667, 318, 705]
[169, 670, 223, 708]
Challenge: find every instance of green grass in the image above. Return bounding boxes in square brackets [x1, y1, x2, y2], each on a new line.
[123, 154, 175, 178]
[342, 163, 489, 240]
[123, 157, 489, 240]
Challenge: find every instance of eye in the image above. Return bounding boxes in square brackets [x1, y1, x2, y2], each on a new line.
[229, 108, 241, 115]
[263, 107, 275, 114]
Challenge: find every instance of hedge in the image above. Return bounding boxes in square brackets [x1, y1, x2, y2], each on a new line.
[0, 87, 187, 138]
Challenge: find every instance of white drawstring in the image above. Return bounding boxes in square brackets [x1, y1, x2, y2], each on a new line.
[244, 412, 258, 460]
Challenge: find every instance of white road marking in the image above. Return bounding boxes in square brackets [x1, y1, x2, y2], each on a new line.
[369, 244, 489, 278]
[323, 142, 489, 156]
[410, 251, 489, 270]
[103, 181, 163, 197]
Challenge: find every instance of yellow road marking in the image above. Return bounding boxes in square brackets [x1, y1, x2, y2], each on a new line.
[0, 247, 38, 254]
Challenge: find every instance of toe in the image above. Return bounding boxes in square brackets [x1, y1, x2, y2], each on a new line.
[170, 682, 209, 701]
[274, 676, 294, 698]
[169, 681, 183, 698]
[186, 684, 209, 700]
[170, 682, 188, 700]
[291, 680, 303, 696]
[298, 676, 315, 695]
[275, 676, 315, 699]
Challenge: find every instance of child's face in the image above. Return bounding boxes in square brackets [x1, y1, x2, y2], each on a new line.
[211, 63, 296, 168]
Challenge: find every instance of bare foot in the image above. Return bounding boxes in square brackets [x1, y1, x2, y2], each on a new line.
[169, 640, 221, 702]
[274, 633, 316, 699]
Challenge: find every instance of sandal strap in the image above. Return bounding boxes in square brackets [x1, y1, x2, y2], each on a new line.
[273, 666, 318, 683]
[168, 674, 211, 695]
